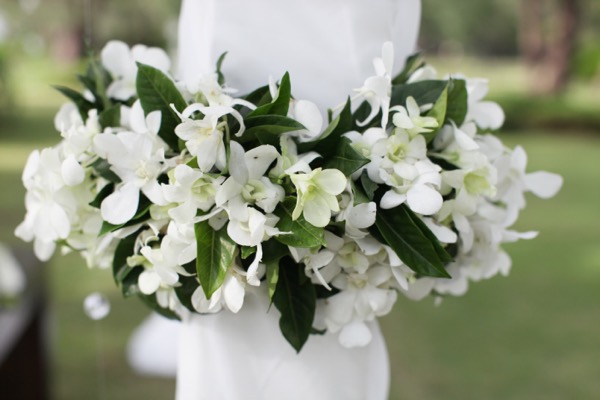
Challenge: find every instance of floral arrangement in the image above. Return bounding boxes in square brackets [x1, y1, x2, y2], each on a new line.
[15, 41, 562, 351]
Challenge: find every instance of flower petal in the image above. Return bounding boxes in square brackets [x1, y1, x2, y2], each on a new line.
[524, 171, 563, 199]
[338, 320, 373, 348]
[407, 185, 443, 215]
[101, 182, 139, 225]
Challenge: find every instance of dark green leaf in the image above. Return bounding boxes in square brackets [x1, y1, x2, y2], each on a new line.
[242, 85, 272, 108]
[360, 170, 379, 200]
[240, 246, 256, 260]
[274, 198, 326, 248]
[89, 183, 114, 209]
[391, 80, 448, 110]
[99, 195, 152, 236]
[298, 98, 353, 156]
[445, 79, 468, 126]
[175, 275, 200, 313]
[120, 267, 142, 297]
[215, 52, 228, 86]
[423, 84, 448, 142]
[53, 85, 95, 120]
[195, 221, 237, 299]
[90, 158, 121, 183]
[266, 261, 280, 302]
[392, 53, 425, 85]
[372, 204, 451, 278]
[248, 72, 291, 117]
[402, 206, 453, 264]
[241, 115, 306, 146]
[136, 63, 187, 150]
[273, 259, 316, 352]
[322, 137, 369, 176]
[260, 239, 289, 302]
[138, 293, 180, 320]
[112, 232, 139, 284]
[98, 105, 121, 129]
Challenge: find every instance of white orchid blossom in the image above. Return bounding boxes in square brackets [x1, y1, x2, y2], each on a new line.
[353, 42, 394, 128]
[101, 40, 171, 101]
[173, 103, 245, 172]
[288, 166, 347, 228]
[191, 265, 246, 313]
[94, 107, 169, 225]
[324, 266, 397, 348]
[463, 77, 505, 130]
[162, 164, 225, 224]
[391, 96, 439, 137]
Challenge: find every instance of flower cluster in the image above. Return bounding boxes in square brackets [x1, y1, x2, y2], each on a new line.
[15, 41, 562, 351]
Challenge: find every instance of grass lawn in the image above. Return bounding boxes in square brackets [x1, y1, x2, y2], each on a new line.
[1, 56, 599, 399]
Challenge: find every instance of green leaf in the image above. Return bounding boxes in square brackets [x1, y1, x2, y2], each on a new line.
[89, 183, 114, 209]
[260, 239, 289, 302]
[242, 85, 272, 108]
[360, 171, 379, 200]
[136, 63, 187, 150]
[391, 80, 448, 110]
[392, 53, 425, 85]
[112, 232, 138, 284]
[99, 195, 152, 236]
[175, 275, 200, 313]
[195, 221, 237, 299]
[138, 293, 180, 320]
[121, 267, 143, 297]
[248, 72, 291, 117]
[90, 158, 121, 183]
[98, 104, 121, 129]
[423, 84, 448, 142]
[53, 85, 95, 120]
[298, 98, 353, 156]
[215, 52, 228, 86]
[272, 259, 316, 352]
[274, 198, 326, 248]
[322, 137, 369, 176]
[240, 246, 256, 260]
[241, 115, 306, 146]
[372, 204, 451, 278]
[266, 261, 280, 302]
[445, 79, 468, 126]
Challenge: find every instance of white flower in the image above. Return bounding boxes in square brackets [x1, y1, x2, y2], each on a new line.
[162, 164, 224, 224]
[101, 40, 171, 101]
[216, 141, 283, 212]
[443, 161, 497, 216]
[323, 266, 397, 348]
[289, 167, 347, 228]
[174, 104, 244, 172]
[391, 96, 439, 137]
[337, 187, 377, 239]
[15, 147, 87, 260]
[353, 42, 394, 128]
[94, 106, 168, 225]
[463, 77, 505, 130]
[191, 265, 246, 313]
[286, 99, 323, 142]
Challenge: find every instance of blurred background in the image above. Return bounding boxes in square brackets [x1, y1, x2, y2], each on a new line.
[0, 0, 598, 398]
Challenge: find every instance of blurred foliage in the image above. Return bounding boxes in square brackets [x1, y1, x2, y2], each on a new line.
[0, 0, 180, 57]
[420, 0, 520, 56]
[0, 45, 12, 119]
[421, 0, 600, 60]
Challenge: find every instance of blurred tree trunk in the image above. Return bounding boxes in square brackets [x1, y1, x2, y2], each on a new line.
[519, 0, 581, 94]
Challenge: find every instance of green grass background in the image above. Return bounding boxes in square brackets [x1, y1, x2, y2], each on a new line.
[1, 56, 599, 399]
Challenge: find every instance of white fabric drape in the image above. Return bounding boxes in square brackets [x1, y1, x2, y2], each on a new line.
[130, 1, 422, 399]
[176, 288, 390, 400]
[177, 0, 421, 111]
